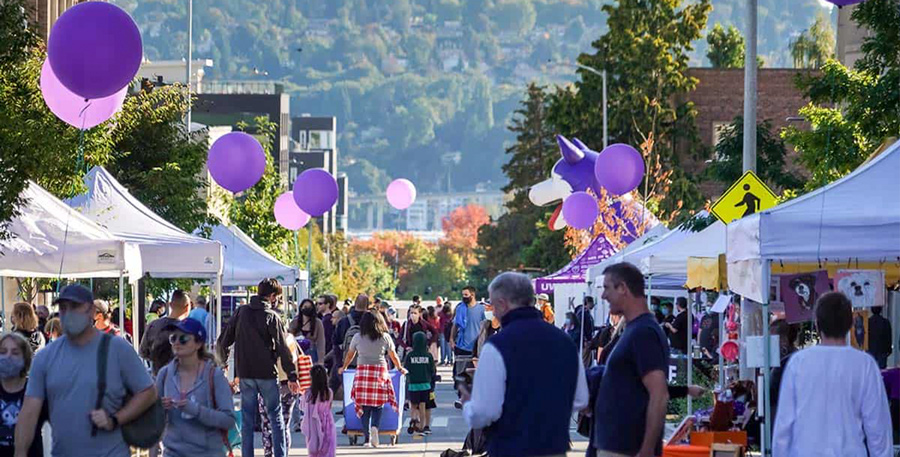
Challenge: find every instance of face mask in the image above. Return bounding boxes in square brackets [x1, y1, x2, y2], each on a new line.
[61, 310, 92, 337]
[463, 296, 473, 304]
[302, 307, 316, 317]
[0, 355, 24, 379]
[651, 305, 659, 312]
[661, 308, 670, 317]
[484, 311, 494, 321]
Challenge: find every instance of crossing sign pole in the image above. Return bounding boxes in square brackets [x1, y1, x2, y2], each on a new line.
[710, 170, 778, 224]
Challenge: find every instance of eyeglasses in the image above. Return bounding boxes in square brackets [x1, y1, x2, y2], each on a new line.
[169, 334, 194, 345]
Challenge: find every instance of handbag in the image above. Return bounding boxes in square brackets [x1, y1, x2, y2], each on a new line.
[208, 363, 241, 456]
[95, 333, 166, 449]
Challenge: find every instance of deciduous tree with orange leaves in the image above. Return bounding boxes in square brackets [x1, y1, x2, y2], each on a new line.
[441, 204, 490, 267]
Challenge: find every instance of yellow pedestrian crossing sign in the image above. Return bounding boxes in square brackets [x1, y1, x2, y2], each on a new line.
[710, 171, 778, 224]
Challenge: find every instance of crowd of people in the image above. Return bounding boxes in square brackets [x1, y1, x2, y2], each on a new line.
[0, 264, 894, 457]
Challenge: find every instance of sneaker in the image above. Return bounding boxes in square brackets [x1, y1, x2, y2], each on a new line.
[407, 419, 417, 435]
[454, 400, 463, 409]
[370, 427, 380, 447]
[423, 426, 432, 435]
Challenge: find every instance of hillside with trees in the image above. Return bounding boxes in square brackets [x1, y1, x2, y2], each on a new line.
[123, 0, 833, 195]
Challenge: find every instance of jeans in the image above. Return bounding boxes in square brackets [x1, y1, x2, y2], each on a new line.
[241, 378, 286, 457]
[439, 334, 452, 364]
[360, 405, 383, 442]
[259, 382, 299, 457]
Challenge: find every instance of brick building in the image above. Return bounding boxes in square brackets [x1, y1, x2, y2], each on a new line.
[678, 68, 816, 195]
[24, 0, 86, 41]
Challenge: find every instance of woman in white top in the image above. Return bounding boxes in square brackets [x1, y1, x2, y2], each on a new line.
[773, 292, 892, 457]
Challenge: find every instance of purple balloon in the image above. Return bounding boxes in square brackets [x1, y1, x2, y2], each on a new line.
[208, 132, 266, 193]
[594, 143, 646, 196]
[47, 2, 142, 99]
[40, 59, 126, 129]
[825, 0, 866, 6]
[293, 169, 338, 217]
[562, 192, 599, 230]
[274, 192, 310, 230]
[386, 179, 417, 210]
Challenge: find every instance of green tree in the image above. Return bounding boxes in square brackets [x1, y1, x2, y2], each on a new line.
[705, 117, 803, 191]
[549, 0, 712, 222]
[107, 85, 214, 233]
[782, 0, 898, 192]
[789, 12, 834, 69]
[707, 23, 745, 68]
[491, 0, 537, 36]
[501, 84, 557, 210]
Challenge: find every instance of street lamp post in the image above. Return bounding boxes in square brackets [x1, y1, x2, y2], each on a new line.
[185, 0, 193, 130]
[551, 61, 608, 149]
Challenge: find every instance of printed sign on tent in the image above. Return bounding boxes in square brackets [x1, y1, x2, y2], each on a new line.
[710, 171, 778, 224]
[835, 270, 886, 308]
[780, 271, 830, 324]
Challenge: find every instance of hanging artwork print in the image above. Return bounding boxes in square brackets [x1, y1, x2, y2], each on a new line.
[835, 270, 885, 309]
[780, 271, 830, 324]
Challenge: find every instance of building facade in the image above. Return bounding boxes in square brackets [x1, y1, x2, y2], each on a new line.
[836, 4, 870, 68]
[24, 0, 84, 41]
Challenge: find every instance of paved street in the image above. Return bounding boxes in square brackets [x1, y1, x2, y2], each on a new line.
[244, 366, 589, 456]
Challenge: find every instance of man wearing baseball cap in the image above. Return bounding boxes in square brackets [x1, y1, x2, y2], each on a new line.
[536, 293, 554, 325]
[14, 284, 157, 457]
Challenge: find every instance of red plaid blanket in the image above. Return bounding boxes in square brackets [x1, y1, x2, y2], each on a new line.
[351, 364, 397, 418]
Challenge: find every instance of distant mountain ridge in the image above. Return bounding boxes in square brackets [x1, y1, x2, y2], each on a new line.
[121, 0, 831, 195]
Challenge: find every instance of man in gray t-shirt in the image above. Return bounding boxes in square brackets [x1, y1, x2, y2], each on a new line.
[14, 285, 157, 457]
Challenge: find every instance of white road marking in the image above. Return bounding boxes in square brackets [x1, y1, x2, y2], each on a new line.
[432, 417, 449, 428]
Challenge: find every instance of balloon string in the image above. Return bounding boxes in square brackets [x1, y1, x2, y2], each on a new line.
[56, 128, 87, 292]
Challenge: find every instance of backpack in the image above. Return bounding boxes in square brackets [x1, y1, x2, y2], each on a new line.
[95, 333, 165, 449]
[147, 318, 177, 375]
[342, 312, 360, 352]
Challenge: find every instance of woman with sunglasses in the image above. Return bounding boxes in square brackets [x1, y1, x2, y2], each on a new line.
[156, 318, 236, 457]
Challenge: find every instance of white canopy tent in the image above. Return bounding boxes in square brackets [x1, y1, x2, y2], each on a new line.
[67, 166, 224, 346]
[0, 181, 138, 331]
[727, 140, 900, 455]
[68, 167, 223, 280]
[209, 224, 300, 287]
[640, 221, 726, 277]
[727, 140, 900, 302]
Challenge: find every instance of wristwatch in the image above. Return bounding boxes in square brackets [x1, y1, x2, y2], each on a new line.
[109, 414, 120, 430]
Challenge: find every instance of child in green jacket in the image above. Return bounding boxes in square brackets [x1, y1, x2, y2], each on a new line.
[404, 331, 436, 435]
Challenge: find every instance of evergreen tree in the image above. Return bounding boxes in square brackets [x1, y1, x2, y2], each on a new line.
[707, 23, 745, 68]
[705, 117, 802, 191]
[501, 83, 557, 210]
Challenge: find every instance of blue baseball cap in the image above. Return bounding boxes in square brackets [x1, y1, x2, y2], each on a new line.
[54, 284, 94, 306]
[166, 318, 207, 343]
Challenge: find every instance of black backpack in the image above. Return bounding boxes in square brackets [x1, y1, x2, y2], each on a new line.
[147, 318, 177, 375]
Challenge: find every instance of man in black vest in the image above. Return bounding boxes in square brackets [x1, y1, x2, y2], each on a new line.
[459, 272, 587, 457]
[594, 263, 670, 457]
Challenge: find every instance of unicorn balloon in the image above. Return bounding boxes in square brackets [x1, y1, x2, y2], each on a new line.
[529, 135, 605, 230]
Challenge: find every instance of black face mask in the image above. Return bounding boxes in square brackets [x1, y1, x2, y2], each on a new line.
[301, 307, 316, 317]
[463, 296, 473, 304]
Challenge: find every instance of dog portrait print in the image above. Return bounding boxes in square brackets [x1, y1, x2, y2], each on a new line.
[780, 271, 830, 324]
[836, 270, 885, 309]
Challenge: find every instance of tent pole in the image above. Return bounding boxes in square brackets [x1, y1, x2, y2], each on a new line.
[761, 259, 772, 456]
[719, 293, 726, 390]
[216, 274, 224, 342]
[687, 289, 693, 416]
[131, 281, 140, 351]
[1, 277, 5, 333]
[118, 274, 125, 339]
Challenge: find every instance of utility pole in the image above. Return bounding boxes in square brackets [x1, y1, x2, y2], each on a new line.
[742, 0, 757, 174]
[185, 0, 193, 130]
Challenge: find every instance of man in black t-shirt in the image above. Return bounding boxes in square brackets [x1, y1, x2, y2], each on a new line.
[595, 263, 669, 457]
[664, 297, 690, 354]
[698, 311, 719, 359]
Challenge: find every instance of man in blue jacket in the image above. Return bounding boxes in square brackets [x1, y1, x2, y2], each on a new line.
[449, 286, 485, 408]
[460, 272, 588, 457]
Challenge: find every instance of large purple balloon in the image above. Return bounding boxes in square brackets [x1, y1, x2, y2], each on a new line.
[825, 0, 866, 6]
[293, 169, 338, 217]
[208, 132, 266, 193]
[562, 192, 599, 230]
[594, 143, 645, 196]
[40, 59, 126, 129]
[47, 2, 142, 99]
[274, 192, 310, 230]
[386, 179, 417, 210]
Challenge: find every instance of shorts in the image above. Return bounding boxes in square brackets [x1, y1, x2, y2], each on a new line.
[409, 390, 430, 404]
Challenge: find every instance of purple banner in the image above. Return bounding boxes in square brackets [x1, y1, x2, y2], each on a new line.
[534, 234, 618, 294]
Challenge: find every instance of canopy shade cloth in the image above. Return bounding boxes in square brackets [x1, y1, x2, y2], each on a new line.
[534, 233, 618, 294]
[640, 221, 726, 277]
[728, 140, 900, 302]
[67, 166, 223, 280]
[0, 181, 134, 278]
[209, 224, 299, 286]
